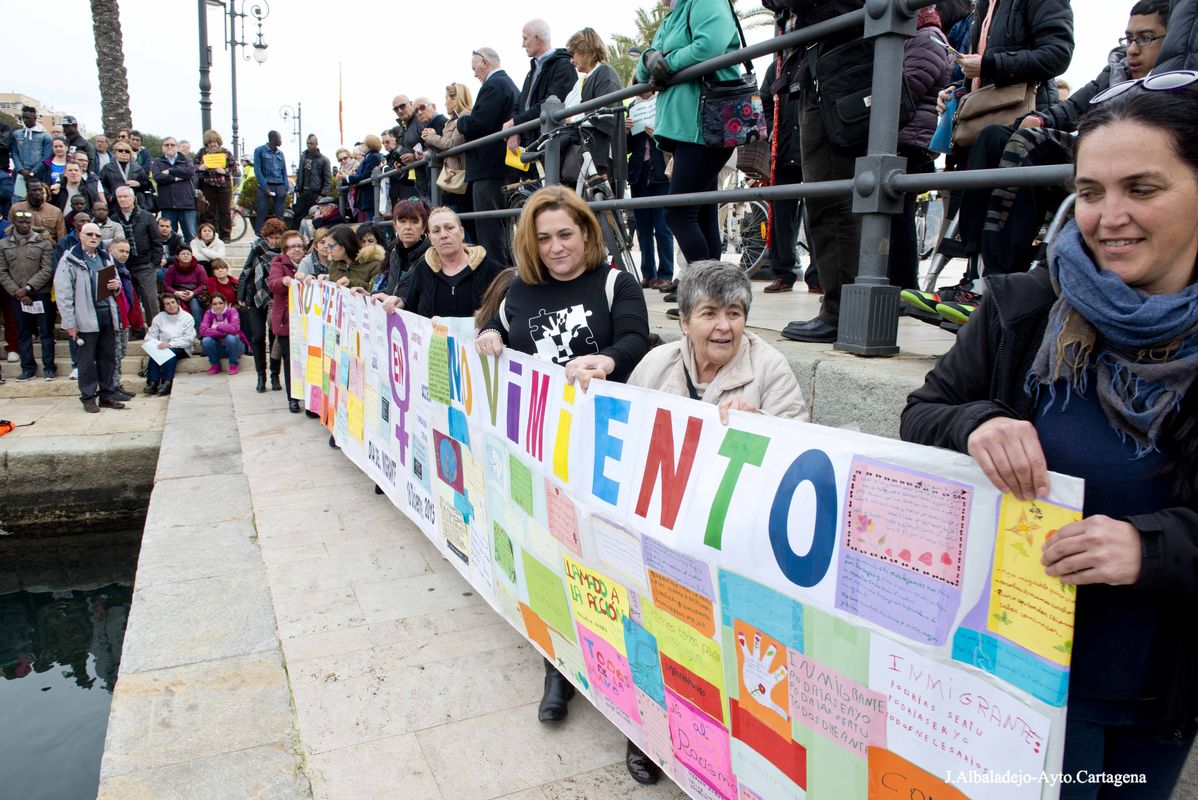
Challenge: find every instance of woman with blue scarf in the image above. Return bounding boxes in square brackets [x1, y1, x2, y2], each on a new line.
[901, 77, 1198, 798]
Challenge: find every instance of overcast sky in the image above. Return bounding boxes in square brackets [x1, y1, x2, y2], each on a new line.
[8, 0, 1129, 168]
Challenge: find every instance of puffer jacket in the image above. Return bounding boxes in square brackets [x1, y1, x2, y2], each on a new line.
[512, 49, 578, 131]
[327, 243, 385, 290]
[969, 0, 1075, 110]
[1023, 47, 1131, 133]
[0, 230, 54, 294]
[375, 238, 431, 297]
[899, 8, 954, 150]
[53, 243, 119, 333]
[100, 159, 153, 209]
[1155, 0, 1198, 72]
[628, 330, 810, 421]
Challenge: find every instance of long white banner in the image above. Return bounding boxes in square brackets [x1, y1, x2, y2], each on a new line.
[291, 283, 1082, 799]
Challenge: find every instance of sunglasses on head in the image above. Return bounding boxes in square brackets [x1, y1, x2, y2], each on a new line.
[13, 212, 33, 219]
[1091, 70, 1198, 104]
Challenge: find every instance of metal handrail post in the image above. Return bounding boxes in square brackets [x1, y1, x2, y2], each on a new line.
[836, 0, 917, 357]
[429, 155, 442, 207]
[541, 97, 564, 187]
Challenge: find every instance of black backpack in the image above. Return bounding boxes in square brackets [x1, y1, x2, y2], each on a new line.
[810, 37, 916, 150]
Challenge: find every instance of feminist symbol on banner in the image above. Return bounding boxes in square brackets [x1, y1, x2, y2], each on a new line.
[388, 314, 411, 465]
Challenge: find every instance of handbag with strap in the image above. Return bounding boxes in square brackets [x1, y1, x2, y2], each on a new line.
[952, 82, 1036, 147]
[691, 1, 768, 149]
[435, 165, 467, 195]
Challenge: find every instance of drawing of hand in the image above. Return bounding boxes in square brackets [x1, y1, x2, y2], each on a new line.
[738, 631, 787, 717]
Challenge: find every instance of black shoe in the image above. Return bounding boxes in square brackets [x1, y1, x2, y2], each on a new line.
[128, 328, 146, 341]
[15, 370, 36, 382]
[270, 375, 282, 391]
[98, 399, 128, 409]
[113, 389, 135, 402]
[158, 380, 173, 396]
[304, 410, 319, 419]
[625, 740, 661, 785]
[43, 369, 57, 381]
[256, 375, 266, 393]
[657, 279, 678, 292]
[537, 660, 575, 723]
[374, 484, 385, 495]
[781, 317, 838, 343]
[144, 381, 159, 395]
[328, 434, 339, 449]
[665, 307, 680, 320]
[288, 399, 301, 413]
[82, 399, 100, 413]
[663, 292, 677, 303]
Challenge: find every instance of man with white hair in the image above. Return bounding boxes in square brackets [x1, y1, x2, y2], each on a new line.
[504, 19, 577, 149]
[54, 221, 126, 412]
[111, 185, 163, 325]
[457, 47, 521, 265]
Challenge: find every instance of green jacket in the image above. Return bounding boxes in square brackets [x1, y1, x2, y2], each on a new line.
[635, 0, 742, 147]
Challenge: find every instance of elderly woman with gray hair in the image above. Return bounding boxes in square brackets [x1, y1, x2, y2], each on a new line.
[630, 260, 809, 423]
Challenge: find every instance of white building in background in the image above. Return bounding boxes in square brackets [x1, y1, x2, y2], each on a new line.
[0, 92, 87, 135]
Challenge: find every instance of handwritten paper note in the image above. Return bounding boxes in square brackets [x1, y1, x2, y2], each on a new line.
[718, 570, 804, 652]
[564, 557, 628, 653]
[645, 535, 714, 597]
[989, 496, 1081, 665]
[438, 496, 469, 562]
[624, 616, 666, 707]
[629, 96, 657, 135]
[836, 555, 959, 646]
[667, 689, 737, 800]
[868, 747, 968, 800]
[493, 523, 517, 584]
[523, 551, 575, 643]
[427, 334, 451, 405]
[650, 569, 716, 637]
[593, 515, 648, 592]
[509, 455, 534, 518]
[545, 479, 583, 555]
[579, 622, 642, 724]
[645, 599, 724, 704]
[843, 459, 971, 587]
[637, 688, 676, 773]
[789, 653, 886, 757]
[869, 636, 1049, 800]
[520, 602, 555, 660]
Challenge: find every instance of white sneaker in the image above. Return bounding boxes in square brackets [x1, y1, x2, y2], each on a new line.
[6, 352, 17, 363]
[69, 368, 79, 380]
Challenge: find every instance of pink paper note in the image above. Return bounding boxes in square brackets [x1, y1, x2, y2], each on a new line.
[788, 653, 887, 757]
[545, 479, 583, 555]
[579, 623, 641, 724]
[666, 689, 737, 800]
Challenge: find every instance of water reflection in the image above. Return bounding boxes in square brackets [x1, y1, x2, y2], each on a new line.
[0, 529, 140, 800]
[0, 584, 132, 690]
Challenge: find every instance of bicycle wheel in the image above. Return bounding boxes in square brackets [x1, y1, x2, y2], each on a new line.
[590, 188, 635, 275]
[718, 200, 769, 277]
[229, 209, 249, 242]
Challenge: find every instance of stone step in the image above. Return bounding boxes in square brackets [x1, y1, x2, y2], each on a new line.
[1, 353, 230, 398]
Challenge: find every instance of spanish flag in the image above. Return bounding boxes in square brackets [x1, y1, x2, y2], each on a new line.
[338, 62, 344, 147]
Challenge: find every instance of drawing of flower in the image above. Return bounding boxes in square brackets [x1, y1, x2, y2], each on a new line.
[1053, 639, 1073, 655]
[993, 611, 1013, 626]
[1006, 509, 1040, 550]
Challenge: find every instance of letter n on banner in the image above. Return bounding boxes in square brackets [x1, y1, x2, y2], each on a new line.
[635, 408, 703, 529]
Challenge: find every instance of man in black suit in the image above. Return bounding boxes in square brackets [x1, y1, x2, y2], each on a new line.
[456, 47, 520, 266]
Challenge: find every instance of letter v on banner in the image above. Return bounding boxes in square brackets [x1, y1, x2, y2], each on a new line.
[634, 408, 703, 529]
[480, 354, 502, 427]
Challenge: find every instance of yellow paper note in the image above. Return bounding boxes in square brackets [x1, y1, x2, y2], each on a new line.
[564, 556, 628, 654]
[202, 152, 227, 170]
[348, 395, 364, 441]
[505, 146, 531, 172]
[643, 598, 724, 694]
[988, 496, 1082, 665]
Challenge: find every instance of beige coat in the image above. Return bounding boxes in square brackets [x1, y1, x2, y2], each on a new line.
[629, 330, 809, 421]
[422, 115, 466, 173]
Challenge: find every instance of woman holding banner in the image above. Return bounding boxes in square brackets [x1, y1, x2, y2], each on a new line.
[474, 185, 650, 763]
[901, 80, 1198, 797]
[268, 229, 304, 413]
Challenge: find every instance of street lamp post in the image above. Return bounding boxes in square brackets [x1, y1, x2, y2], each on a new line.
[279, 103, 303, 172]
[197, 0, 270, 162]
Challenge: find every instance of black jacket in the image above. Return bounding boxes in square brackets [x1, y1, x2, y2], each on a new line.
[100, 159, 153, 209]
[111, 206, 163, 268]
[626, 128, 670, 186]
[512, 49, 579, 134]
[456, 69, 521, 182]
[296, 149, 331, 196]
[49, 178, 100, 215]
[969, 0, 1075, 110]
[377, 237, 431, 297]
[576, 63, 622, 174]
[151, 154, 197, 210]
[901, 269, 1198, 740]
[1156, 0, 1198, 71]
[402, 246, 504, 319]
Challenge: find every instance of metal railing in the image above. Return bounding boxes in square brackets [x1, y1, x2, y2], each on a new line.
[336, 0, 1076, 357]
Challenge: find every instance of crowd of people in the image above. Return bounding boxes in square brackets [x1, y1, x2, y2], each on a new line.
[2, 1, 1198, 795]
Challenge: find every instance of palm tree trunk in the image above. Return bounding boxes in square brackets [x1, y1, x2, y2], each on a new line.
[90, 0, 133, 138]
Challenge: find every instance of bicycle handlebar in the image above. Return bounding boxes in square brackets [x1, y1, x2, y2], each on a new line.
[520, 105, 626, 160]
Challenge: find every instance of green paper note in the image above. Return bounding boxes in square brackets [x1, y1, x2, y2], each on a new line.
[427, 335, 451, 405]
[509, 454, 534, 517]
[494, 522, 517, 584]
[523, 551, 576, 643]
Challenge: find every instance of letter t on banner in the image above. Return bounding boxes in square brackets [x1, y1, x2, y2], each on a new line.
[704, 429, 770, 550]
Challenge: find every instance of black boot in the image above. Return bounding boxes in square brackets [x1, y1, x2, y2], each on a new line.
[144, 381, 159, 395]
[537, 659, 575, 723]
[158, 380, 172, 396]
[625, 740, 661, 785]
[256, 373, 266, 393]
[288, 398, 301, 413]
[270, 359, 282, 390]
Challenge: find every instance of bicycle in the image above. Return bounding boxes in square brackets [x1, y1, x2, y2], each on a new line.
[716, 169, 810, 277]
[229, 206, 251, 242]
[914, 188, 947, 261]
[506, 107, 636, 275]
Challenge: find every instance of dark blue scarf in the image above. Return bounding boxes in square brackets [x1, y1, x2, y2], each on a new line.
[1025, 220, 1198, 454]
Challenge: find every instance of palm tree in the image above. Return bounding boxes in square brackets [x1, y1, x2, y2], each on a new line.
[90, 0, 133, 137]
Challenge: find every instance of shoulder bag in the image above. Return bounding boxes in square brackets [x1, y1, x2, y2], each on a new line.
[435, 166, 468, 195]
[952, 82, 1036, 147]
[692, 1, 768, 148]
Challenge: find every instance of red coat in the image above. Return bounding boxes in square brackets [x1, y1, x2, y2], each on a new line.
[267, 252, 299, 336]
[205, 275, 238, 307]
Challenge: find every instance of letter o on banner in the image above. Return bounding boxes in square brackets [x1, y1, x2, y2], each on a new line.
[768, 449, 837, 587]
